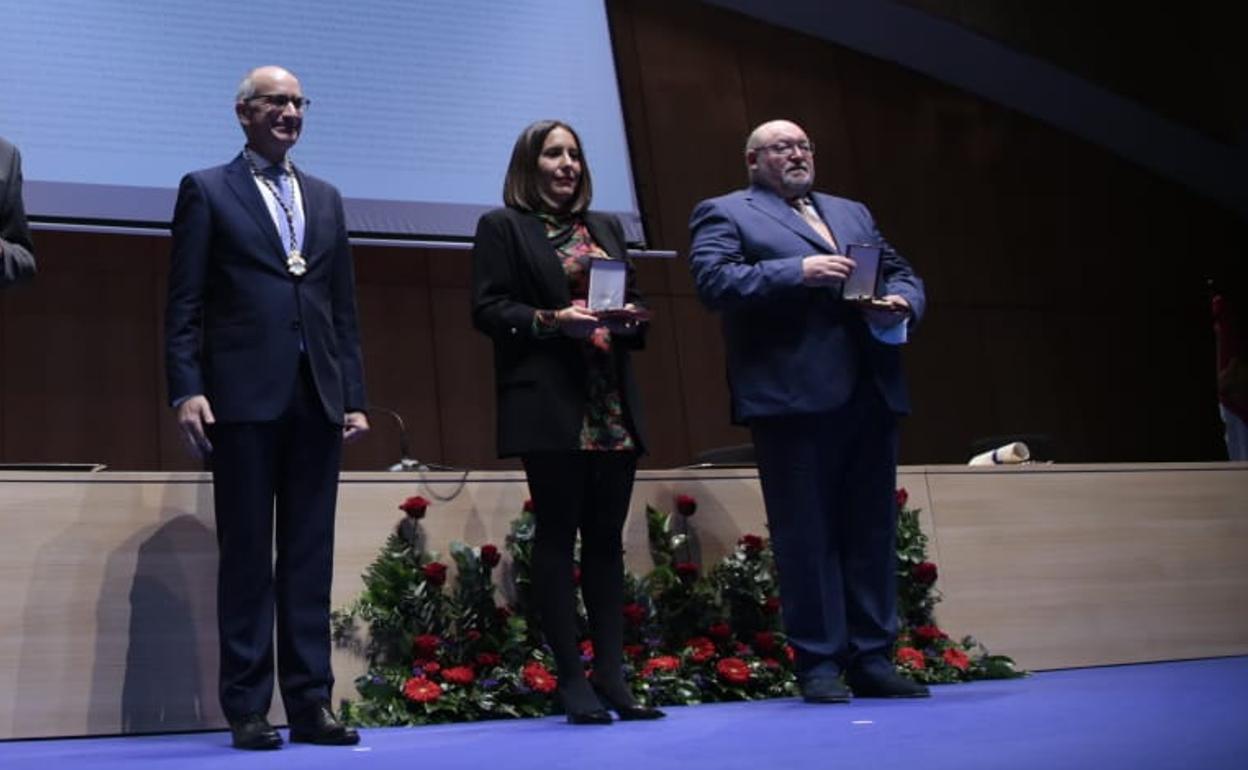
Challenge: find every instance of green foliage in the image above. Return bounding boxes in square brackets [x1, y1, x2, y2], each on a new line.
[334, 489, 1022, 725]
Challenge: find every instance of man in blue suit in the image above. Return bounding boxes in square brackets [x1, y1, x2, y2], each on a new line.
[165, 65, 368, 749]
[690, 119, 927, 703]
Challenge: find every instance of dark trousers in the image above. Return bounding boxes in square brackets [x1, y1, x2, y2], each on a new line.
[521, 451, 637, 694]
[749, 383, 899, 677]
[208, 359, 342, 719]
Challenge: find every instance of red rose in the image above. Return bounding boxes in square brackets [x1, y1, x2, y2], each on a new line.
[423, 561, 448, 586]
[623, 644, 646, 660]
[641, 655, 682, 677]
[687, 636, 716, 663]
[674, 561, 699, 581]
[421, 661, 441, 676]
[895, 488, 909, 508]
[738, 533, 764, 555]
[522, 661, 557, 694]
[475, 652, 502, 667]
[402, 676, 441, 703]
[496, 606, 513, 622]
[942, 647, 970, 671]
[399, 495, 430, 519]
[622, 602, 646, 626]
[522, 498, 534, 513]
[479, 544, 501, 568]
[762, 657, 781, 670]
[412, 633, 440, 658]
[911, 561, 938, 586]
[752, 631, 778, 653]
[914, 625, 947, 643]
[896, 646, 926, 670]
[466, 629, 482, 642]
[579, 639, 595, 660]
[784, 644, 796, 663]
[716, 657, 751, 685]
[762, 596, 782, 616]
[708, 622, 732, 640]
[442, 665, 475, 685]
[675, 493, 698, 517]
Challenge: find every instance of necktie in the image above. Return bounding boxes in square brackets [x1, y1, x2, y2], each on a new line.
[793, 197, 837, 252]
[263, 165, 305, 256]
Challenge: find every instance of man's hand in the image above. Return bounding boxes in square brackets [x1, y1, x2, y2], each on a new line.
[176, 395, 215, 459]
[801, 254, 855, 287]
[555, 304, 600, 339]
[860, 294, 911, 328]
[343, 411, 370, 443]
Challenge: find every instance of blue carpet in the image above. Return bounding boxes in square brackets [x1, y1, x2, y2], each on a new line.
[2, 657, 1244, 770]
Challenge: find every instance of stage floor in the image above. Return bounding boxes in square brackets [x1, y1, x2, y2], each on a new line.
[2, 657, 1243, 770]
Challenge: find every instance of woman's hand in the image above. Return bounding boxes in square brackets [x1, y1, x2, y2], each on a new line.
[601, 303, 647, 336]
[555, 304, 600, 339]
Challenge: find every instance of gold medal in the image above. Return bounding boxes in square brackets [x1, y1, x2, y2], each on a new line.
[287, 249, 307, 277]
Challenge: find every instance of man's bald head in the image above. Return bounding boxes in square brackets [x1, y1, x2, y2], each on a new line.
[745, 119, 815, 199]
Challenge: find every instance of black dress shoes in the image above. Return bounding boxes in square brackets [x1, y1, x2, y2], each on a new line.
[591, 683, 666, 721]
[846, 668, 931, 698]
[798, 674, 852, 704]
[566, 708, 614, 725]
[229, 714, 283, 750]
[288, 703, 361, 745]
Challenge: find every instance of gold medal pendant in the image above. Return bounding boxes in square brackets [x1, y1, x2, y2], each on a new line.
[286, 250, 307, 277]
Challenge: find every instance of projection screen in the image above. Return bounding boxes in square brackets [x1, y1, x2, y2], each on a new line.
[0, 0, 645, 244]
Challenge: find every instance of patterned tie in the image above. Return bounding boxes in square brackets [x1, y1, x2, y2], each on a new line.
[263, 165, 305, 255]
[793, 197, 837, 253]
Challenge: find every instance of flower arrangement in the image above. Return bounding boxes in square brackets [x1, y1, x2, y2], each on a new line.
[332, 489, 1020, 725]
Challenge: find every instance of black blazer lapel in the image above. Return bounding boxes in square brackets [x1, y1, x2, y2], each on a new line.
[516, 211, 572, 307]
[583, 213, 625, 260]
[223, 155, 286, 262]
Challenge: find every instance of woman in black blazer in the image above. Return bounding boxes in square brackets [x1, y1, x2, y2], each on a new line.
[471, 120, 662, 724]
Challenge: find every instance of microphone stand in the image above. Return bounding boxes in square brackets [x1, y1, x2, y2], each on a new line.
[369, 406, 426, 472]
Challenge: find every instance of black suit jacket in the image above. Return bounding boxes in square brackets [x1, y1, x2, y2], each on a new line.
[0, 137, 36, 287]
[165, 153, 366, 424]
[471, 206, 646, 457]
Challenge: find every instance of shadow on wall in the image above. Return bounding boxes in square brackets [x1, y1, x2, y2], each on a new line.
[91, 486, 218, 734]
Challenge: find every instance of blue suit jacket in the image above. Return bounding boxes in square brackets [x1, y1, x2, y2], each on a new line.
[165, 153, 366, 424]
[689, 184, 925, 422]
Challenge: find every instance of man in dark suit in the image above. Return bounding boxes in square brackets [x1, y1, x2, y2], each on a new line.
[689, 119, 927, 703]
[0, 136, 36, 288]
[165, 65, 368, 749]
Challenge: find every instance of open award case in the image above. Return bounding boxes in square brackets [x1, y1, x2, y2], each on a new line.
[842, 243, 882, 302]
[587, 257, 627, 311]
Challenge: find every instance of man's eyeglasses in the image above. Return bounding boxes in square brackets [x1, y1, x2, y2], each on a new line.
[245, 94, 311, 111]
[757, 140, 815, 156]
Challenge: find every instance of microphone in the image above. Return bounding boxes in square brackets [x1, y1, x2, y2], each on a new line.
[369, 405, 426, 472]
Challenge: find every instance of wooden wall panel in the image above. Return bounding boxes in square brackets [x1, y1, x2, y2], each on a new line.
[1, 232, 164, 469]
[343, 248, 441, 471]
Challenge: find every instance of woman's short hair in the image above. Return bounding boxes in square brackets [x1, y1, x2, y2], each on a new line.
[502, 120, 593, 214]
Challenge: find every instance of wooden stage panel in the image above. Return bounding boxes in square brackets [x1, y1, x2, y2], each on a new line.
[0, 463, 1244, 739]
[925, 464, 1248, 670]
